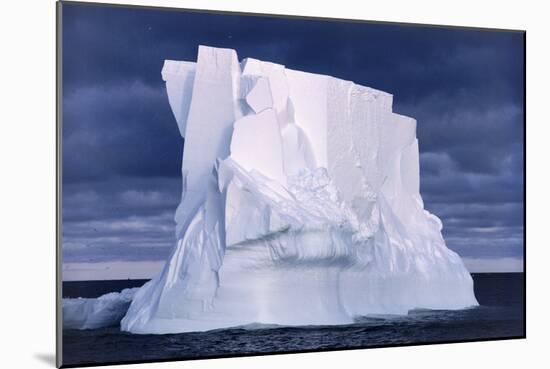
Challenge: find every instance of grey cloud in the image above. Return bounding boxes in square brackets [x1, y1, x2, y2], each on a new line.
[63, 80, 182, 183]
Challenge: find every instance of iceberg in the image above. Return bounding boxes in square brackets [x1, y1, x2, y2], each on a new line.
[63, 288, 139, 330]
[83, 45, 477, 334]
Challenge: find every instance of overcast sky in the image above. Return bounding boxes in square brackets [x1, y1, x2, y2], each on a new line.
[61, 3, 524, 279]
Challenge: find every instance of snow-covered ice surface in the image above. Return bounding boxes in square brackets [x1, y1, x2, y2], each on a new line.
[65, 45, 478, 333]
[63, 288, 139, 330]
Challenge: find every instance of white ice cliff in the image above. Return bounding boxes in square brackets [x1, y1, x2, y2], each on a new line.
[69, 45, 478, 333]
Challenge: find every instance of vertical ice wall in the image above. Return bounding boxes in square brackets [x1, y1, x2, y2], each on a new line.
[122, 46, 240, 332]
[161, 60, 196, 137]
[173, 46, 241, 238]
[120, 45, 477, 334]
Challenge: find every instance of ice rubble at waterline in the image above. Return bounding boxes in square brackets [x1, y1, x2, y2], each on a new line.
[63, 288, 139, 330]
[64, 46, 478, 333]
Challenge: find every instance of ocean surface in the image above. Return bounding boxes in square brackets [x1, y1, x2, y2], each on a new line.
[62, 273, 524, 367]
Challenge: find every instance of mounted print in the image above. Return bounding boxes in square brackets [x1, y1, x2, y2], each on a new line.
[56, 1, 526, 367]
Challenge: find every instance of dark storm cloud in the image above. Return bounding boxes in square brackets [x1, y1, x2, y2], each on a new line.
[62, 177, 180, 222]
[62, 80, 182, 182]
[61, 3, 524, 264]
[62, 177, 180, 262]
[420, 170, 523, 204]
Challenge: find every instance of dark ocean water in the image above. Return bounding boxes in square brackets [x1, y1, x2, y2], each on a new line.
[62, 273, 524, 367]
